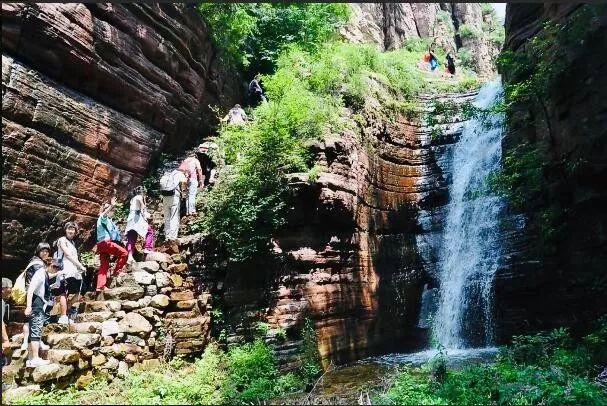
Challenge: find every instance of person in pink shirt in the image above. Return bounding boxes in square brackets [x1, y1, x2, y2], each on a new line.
[178, 152, 204, 216]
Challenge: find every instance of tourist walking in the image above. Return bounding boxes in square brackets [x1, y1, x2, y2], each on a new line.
[248, 74, 266, 106]
[222, 104, 248, 125]
[198, 142, 218, 187]
[160, 168, 188, 241]
[24, 242, 54, 368]
[52, 222, 86, 324]
[445, 52, 456, 76]
[95, 197, 128, 296]
[125, 186, 152, 263]
[178, 153, 204, 216]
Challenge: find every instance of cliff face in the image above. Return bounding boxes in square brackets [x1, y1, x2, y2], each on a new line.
[2, 3, 240, 261]
[340, 3, 499, 77]
[199, 91, 476, 365]
[494, 4, 607, 340]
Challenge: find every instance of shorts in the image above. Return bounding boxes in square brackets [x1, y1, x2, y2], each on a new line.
[50, 277, 82, 296]
[28, 310, 48, 342]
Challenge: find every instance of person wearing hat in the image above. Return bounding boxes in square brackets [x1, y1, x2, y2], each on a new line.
[52, 222, 85, 324]
[125, 186, 151, 263]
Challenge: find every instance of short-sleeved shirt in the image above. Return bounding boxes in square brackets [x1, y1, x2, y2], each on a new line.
[54, 236, 81, 280]
[178, 157, 202, 182]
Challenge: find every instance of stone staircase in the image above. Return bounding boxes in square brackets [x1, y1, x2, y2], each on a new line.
[2, 242, 211, 395]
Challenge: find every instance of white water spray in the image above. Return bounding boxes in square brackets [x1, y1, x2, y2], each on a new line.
[433, 79, 506, 349]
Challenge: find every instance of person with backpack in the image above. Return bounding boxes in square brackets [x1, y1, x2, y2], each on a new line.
[160, 168, 188, 241]
[125, 186, 151, 264]
[178, 152, 204, 217]
[95, 197, 128, 296]
[24, 242, 54, 368]
[52, 222, 86, 324]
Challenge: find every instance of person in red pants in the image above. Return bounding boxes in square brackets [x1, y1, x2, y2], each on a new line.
[95, 196, 127, 298]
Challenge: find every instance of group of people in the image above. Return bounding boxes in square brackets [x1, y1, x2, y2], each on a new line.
[1, 142, 218, 368]
[420, 47, 457, 77]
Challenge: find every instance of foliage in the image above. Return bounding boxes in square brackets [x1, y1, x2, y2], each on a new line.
[458, 23, 478, 40]
[112, 202, 128, 223]
[193, 41, 481, 263]
[197, 3, 350, 73]
[299, 318, 322, 383]
[457, 48, 474, 70]
[11, 340, 309, 405]
[382, 321, 607, 405]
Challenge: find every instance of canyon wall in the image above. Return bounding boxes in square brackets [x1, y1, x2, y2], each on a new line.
[340, 3, 499, 77]
[494, 4, 607, 340]
[197, 92, 476, 366]
[2, 3, 240, 262]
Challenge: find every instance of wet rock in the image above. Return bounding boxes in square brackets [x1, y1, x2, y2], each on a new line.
[118, 313, 152, 334]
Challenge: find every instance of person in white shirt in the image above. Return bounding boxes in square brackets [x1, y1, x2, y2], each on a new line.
[24, 243, 54, 368]
[52, 222, 86, 324]
[161, 169, 188, 241]
[125, 186, 150, 264]
[221, 104, 248, 125]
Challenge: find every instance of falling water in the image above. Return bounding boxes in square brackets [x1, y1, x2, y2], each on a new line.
[433, 78, 506, 349]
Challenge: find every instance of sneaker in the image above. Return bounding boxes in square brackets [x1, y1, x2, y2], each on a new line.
[39, 341, 50, 351]
[58, 315, 69, 325]
[26, 358, 51, 368]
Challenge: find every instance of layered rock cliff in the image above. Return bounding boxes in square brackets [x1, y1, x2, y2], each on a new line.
[340, 3, 500, 77]
[195, 90, 477, 365]
[494, 4, 607, 340]
[2, 3, 240, 262]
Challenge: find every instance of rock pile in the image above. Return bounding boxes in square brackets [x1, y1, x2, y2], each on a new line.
[2, 242, 211, 395]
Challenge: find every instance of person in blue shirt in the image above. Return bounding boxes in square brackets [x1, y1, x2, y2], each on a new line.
[94, 196, 127, 296]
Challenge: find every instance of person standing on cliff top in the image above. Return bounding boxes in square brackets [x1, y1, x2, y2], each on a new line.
[95, 197, 128, 297]
[52, 222, 86, 324]
[178, 153, 204, 217]
[125, 186, 154, 263]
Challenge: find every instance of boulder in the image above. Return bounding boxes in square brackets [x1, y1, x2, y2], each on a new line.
[132, 271, 155, 285]
[101, 319, 121, 337]
[168, 263, 188, 274]
[3, 385, 41, 403]
[103, 286, 145, 301]
[84, 301, 121, 313]
[170, 290, 194, 301]
[155, 272, 171, 288]
[150, 294, 170, 309]
[32, 363, 74, 383]
[138, 261, 160, 273]
[145, 252, 173, 264]
[92, 354, 107, 367]
[146, 285, 158, 297]
[47, 349, 81, 364]
[122, 301, 141, 311]
[75, 311, 113, 323]
[46, 333, 101, 349]
[117, 361, 129, 377]
[118, 313, 152, 334]
[75, 370, 94, 389]
[176, 300, 196, 310]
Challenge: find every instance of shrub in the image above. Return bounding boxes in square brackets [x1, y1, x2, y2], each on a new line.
[458, 23, 478, 39]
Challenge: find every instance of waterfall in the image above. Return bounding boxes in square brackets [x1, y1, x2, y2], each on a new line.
[433, 79, 506, 349]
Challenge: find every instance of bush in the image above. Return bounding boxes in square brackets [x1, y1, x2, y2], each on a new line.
[458, 23, 478, 39]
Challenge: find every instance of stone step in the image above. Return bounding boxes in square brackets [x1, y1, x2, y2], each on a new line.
[74, 311, 114, 323]
[45, 332, 101, 349]
[82, 300, 122, 313]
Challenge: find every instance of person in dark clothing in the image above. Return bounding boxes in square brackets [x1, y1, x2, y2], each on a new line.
[445, 52, 456, 76]
[248, 74, 266, 106]
[197, 142, 218, 187]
